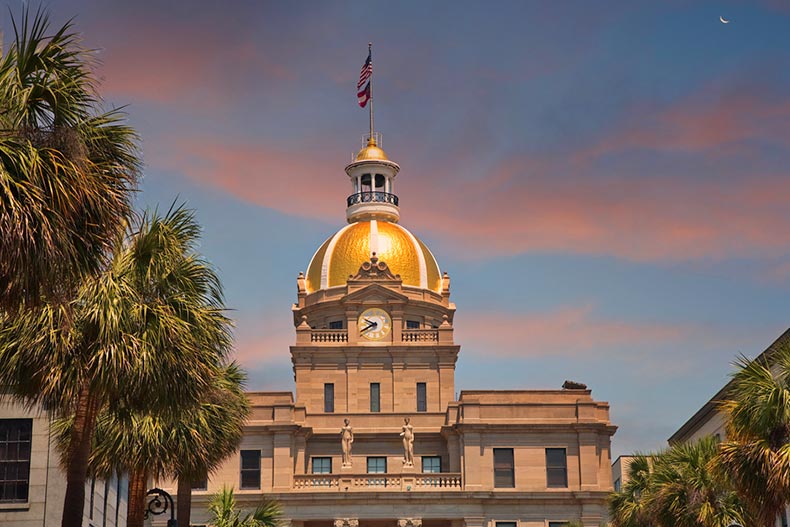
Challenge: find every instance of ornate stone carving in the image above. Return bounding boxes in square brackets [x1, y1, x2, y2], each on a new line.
[340, 418, 354, 467]
[335, 520, 359, 527]
[400, 417, 414, 466]
[398, 519, 422, 527]
[350, 253, 400, 281]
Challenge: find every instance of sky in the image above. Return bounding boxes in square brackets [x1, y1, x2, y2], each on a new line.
[4, 0, 789, 458]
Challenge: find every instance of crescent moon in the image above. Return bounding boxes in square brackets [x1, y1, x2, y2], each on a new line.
[720, 15, 730, 24]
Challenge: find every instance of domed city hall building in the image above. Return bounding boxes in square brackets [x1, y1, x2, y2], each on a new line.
[179, 131, 617, 527]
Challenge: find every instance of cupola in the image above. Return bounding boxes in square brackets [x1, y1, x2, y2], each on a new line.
[345, 133, 400, 223]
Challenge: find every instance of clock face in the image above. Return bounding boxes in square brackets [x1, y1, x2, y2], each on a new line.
[358, 308, 392, 341]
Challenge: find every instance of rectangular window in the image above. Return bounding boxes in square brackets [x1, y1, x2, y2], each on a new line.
[324, 383, 334, 413]
[495, 523, 517, 527]
[613, 477, 621, 492]
[370, 383, 381, 412]
[312, 457, 332, 474]
[546, 448, 568, 488]
[328, 320, 343, 329]
[416, 382, 427, 412]
[0, 419, 32, 503]
[493, 448, 515, 488]
[367, 457, 387, 473]
[422, 456, 442, 473]
[192, 475, 208, 490]
[548, 523, 570, 527]
[240, 450, 261, 489]
[406, 320, 420, 329]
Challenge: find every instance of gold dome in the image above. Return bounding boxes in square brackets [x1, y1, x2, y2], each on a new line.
[354, 143, 389, 161]
[306, 220, 441, 293]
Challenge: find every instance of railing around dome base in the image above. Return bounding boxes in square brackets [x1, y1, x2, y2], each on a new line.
[347, 191, 399, 208]
[402, 329, 439, 342]
[311, 330, 348, 343]
[292, 472, 462, 491]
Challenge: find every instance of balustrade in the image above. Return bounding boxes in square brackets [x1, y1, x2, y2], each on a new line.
[311, 330, 348, 343]
[402, 329, 439, 342]
[292, 473, 462, 491]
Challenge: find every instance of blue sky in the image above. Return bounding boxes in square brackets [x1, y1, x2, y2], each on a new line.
[6, 0, 790, 457]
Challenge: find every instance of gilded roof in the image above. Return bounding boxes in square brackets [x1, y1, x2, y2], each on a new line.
[305, 220, 441, 293]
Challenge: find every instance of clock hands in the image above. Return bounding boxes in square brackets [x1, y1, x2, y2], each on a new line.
[360, 319, 378, 333]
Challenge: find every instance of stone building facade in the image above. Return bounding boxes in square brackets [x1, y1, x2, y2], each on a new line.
[181, 132, 617, 527]
[0, 396, 128, 527]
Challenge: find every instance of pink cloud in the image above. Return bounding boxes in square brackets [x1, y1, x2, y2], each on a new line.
[454, 305, 689, 359]
[581, 90, 790, 158]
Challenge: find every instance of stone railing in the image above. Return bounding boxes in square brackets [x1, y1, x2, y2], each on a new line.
[414, 473, 462, 489]
[311, 330, 348, 343]
[293, 474, 340, 489]
[292, 473, 462, 491]
[402, 329, 439, 342]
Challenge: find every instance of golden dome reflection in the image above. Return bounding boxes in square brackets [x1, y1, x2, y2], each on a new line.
[354, 143, 389, 161]
[305, 220, 441, 294]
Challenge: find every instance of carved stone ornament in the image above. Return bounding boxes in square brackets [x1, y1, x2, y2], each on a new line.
[350, 253, 400, 281]
[335, 520, 360, 527]
[398, 519, 423, 527]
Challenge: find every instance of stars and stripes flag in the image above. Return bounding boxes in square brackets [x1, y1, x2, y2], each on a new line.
[357, 50, 372, 108]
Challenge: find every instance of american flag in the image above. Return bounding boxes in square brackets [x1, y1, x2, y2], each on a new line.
[357, 50, 372, 108]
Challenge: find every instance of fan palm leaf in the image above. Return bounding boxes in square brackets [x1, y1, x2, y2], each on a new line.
[718, 344, 790, 527]
[0, 7, 140, 310]
[207, 486, 281, 527]
[1, 204, 231, 527]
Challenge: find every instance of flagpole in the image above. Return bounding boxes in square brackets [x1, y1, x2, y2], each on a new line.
[368, 42, 374, 144]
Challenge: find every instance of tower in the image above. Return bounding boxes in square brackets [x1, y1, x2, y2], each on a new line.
[292, 132, 458, 416]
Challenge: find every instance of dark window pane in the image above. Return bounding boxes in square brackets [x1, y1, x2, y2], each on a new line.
[0, 420, 32, 503]
[328, 320, 343, 329]
[406, 320, 420, 329]
[240, 450, 261, 489]
[422, 456, 441, 473]
[191, 476, 208, 490]
[324, 384, 335, 413]
[367, 457, 386, 473]
[494, 448, 515, 488]
[546, 448, 568, 488]
[548, 523, 570, 527]
[496, 523, 517, 527]
[417, 383, 427, 412]
[370, 383, 380, 413]
[312, 457, 332, 474]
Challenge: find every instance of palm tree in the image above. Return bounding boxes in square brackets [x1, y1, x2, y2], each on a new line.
[609, 455, 654, 527]
[0, 8, 140, 310]
[70, 362, 249, 527]
[174, 363, 251, 527]
[718, 344, 790, 527]
[649, 436, 746, 527]
[0, 205, 231, 527]
[207, 486, 281, 527]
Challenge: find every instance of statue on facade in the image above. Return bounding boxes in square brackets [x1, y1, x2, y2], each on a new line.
[341, 418, 354, 466]
[400, 417, 414, 466]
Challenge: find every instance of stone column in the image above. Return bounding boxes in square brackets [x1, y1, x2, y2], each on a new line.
[578, 431, 599, 490]
[272, 432, 293, 491]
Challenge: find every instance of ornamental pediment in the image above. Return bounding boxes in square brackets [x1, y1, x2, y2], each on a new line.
[341, 282, 409, 305]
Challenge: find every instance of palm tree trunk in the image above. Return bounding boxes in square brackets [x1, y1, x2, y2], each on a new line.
[61, 384, 101, 527]
[177, 477, 192, 526]
[126, 467, 148, 527]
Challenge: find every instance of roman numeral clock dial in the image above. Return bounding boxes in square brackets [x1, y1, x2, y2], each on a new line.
[358, 308, 392, 341]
